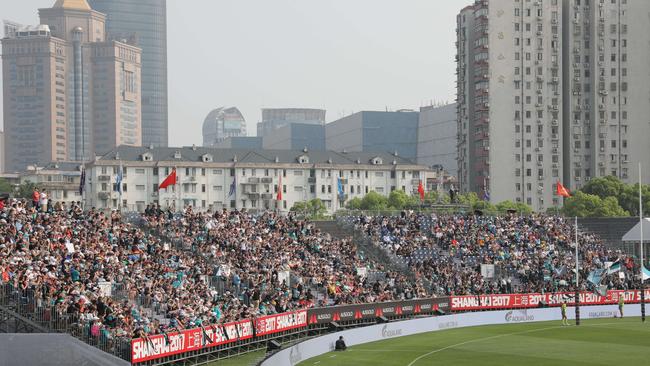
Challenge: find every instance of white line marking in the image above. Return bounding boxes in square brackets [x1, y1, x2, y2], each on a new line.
[406, 322, 628, 366]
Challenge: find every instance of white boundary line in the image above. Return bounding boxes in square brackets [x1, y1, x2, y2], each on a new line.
[406, 322, 629, 366]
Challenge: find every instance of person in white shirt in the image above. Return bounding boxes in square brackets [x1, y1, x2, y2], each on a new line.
[39, 190, 48, 212]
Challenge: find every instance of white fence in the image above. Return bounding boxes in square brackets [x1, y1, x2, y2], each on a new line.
[262, 305, 638, 366]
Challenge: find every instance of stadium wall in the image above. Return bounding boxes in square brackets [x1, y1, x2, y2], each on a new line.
[261, 305, 641, 366]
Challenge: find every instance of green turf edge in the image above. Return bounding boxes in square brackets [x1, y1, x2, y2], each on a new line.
[205, 349, 266, 366]
[298, 317, 650, 366]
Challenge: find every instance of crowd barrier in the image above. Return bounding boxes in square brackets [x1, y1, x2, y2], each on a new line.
[450, 289, 650, 311]
[262, 304, 642, 366]
[128, 289, 647, 364]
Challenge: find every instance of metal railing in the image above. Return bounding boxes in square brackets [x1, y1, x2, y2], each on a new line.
[0, 283, 132, 361]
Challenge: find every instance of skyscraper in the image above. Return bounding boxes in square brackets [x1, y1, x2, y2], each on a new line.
[257, 108, 326, 137]
[561, 0, 650, 190]
[88, 0, 168, 147]
[202, 107, 246, 147]
[2, 0, 142, 172]
[456, 0, 650, 211]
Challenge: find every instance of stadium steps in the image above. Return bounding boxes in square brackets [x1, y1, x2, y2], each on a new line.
[577, 217, 638, 252]
[313, 220, 353, 239]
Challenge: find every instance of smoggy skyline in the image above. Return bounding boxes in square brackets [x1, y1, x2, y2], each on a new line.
[0, 0, 458, 147]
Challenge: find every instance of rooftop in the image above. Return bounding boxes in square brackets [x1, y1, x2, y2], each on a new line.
[52, 0, 91, 11]
[98, 145, 423, 167]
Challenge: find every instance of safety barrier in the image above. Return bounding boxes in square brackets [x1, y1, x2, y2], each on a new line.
[261, 304, 642, 366]
[449, 289, 650, 311]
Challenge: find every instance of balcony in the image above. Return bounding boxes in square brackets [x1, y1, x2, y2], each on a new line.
[248, 177, 260, 184]
[98, 175, 110, 182]
[246, 193, 261, 200]
[260, 177, 273, 184]
[307, 177, 316, 183]
[261, 193, 274, 200]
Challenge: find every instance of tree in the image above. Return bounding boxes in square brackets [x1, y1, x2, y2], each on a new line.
[562, 191, 629, 217]
[387, 189, 418, 209]
[360, 191, 388, 210]
[290, 201, 308, 214]
[617, 183, 650, 217]
[455, 192, 496, 212]
[346, 197, 363, 210]
[16, 180, 37, 199]
[495, 200, 533, 215]
[424, 191, 450, 205]
[0, 178, 14, 194]
[581, 176, 625, 200]
[291, 199, 327, 219]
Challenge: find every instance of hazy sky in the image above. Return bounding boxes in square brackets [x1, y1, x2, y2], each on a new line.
[0, 0, 460, 146]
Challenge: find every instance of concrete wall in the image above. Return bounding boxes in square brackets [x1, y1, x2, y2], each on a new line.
[214, 137, 263, 149]
[417, 104, 458, 176]
[326, 111, 418, 160]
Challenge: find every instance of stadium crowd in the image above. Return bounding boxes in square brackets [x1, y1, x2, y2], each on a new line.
[0, 197, 417, 344]
[350, 212, 635, 296]
[0, 195, 635, 347]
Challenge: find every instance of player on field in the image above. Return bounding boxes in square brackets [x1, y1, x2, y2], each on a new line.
[561, 301, 569, 326]
[618, 295, 624, 318]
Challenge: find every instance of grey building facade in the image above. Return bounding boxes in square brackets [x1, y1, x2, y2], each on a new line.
[417, 104, 458, 177]
[213, 137, 263, 149]
[262, 123, 325, 151]
[257, 108, 325, 137]
[88, 0, 168, 147]
[325, 111, 419, 161]
[457, 0, 650, 211]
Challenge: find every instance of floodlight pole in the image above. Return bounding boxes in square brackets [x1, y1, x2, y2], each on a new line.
[639, 163, 645, 322]
[575, 215, 580, 326]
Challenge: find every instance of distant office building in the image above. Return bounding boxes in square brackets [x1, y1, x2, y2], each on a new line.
[202, 107, 247, 146]
[1, 0, 142, 172]
[457, 0, 650, 211]
[213, 137, 263, 149]
[0, 131, 4, 173]
[263, 123, 325, 151]
[257, 108, 326, 137]
[88, 0, 168, 147]
[417, 103, 458, 178]
[325, 111, 419, 161]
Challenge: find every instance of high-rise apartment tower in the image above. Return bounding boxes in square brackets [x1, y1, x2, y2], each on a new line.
[457, 0, 650, 211]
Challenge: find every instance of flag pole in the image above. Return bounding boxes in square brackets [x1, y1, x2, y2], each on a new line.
[575, 215, 580, 326]
[639, 162, 645, 322]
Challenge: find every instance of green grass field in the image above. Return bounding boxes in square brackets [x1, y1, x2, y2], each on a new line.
[299, 318, 649, 366]
[207, 350, 265, 366]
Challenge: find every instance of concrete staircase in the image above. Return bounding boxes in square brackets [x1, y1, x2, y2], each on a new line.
[577, 217, 638, 252]
[313, 220, 353, 239]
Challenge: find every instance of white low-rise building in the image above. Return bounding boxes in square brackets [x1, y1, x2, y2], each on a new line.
[83, 145, 431, 213]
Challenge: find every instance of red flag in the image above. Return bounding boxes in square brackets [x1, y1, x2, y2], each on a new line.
[277, 175, 282, 201]
[417, 180, 425, 201]
[159, 168, 176, 190]
[556, 181, 571, 197]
